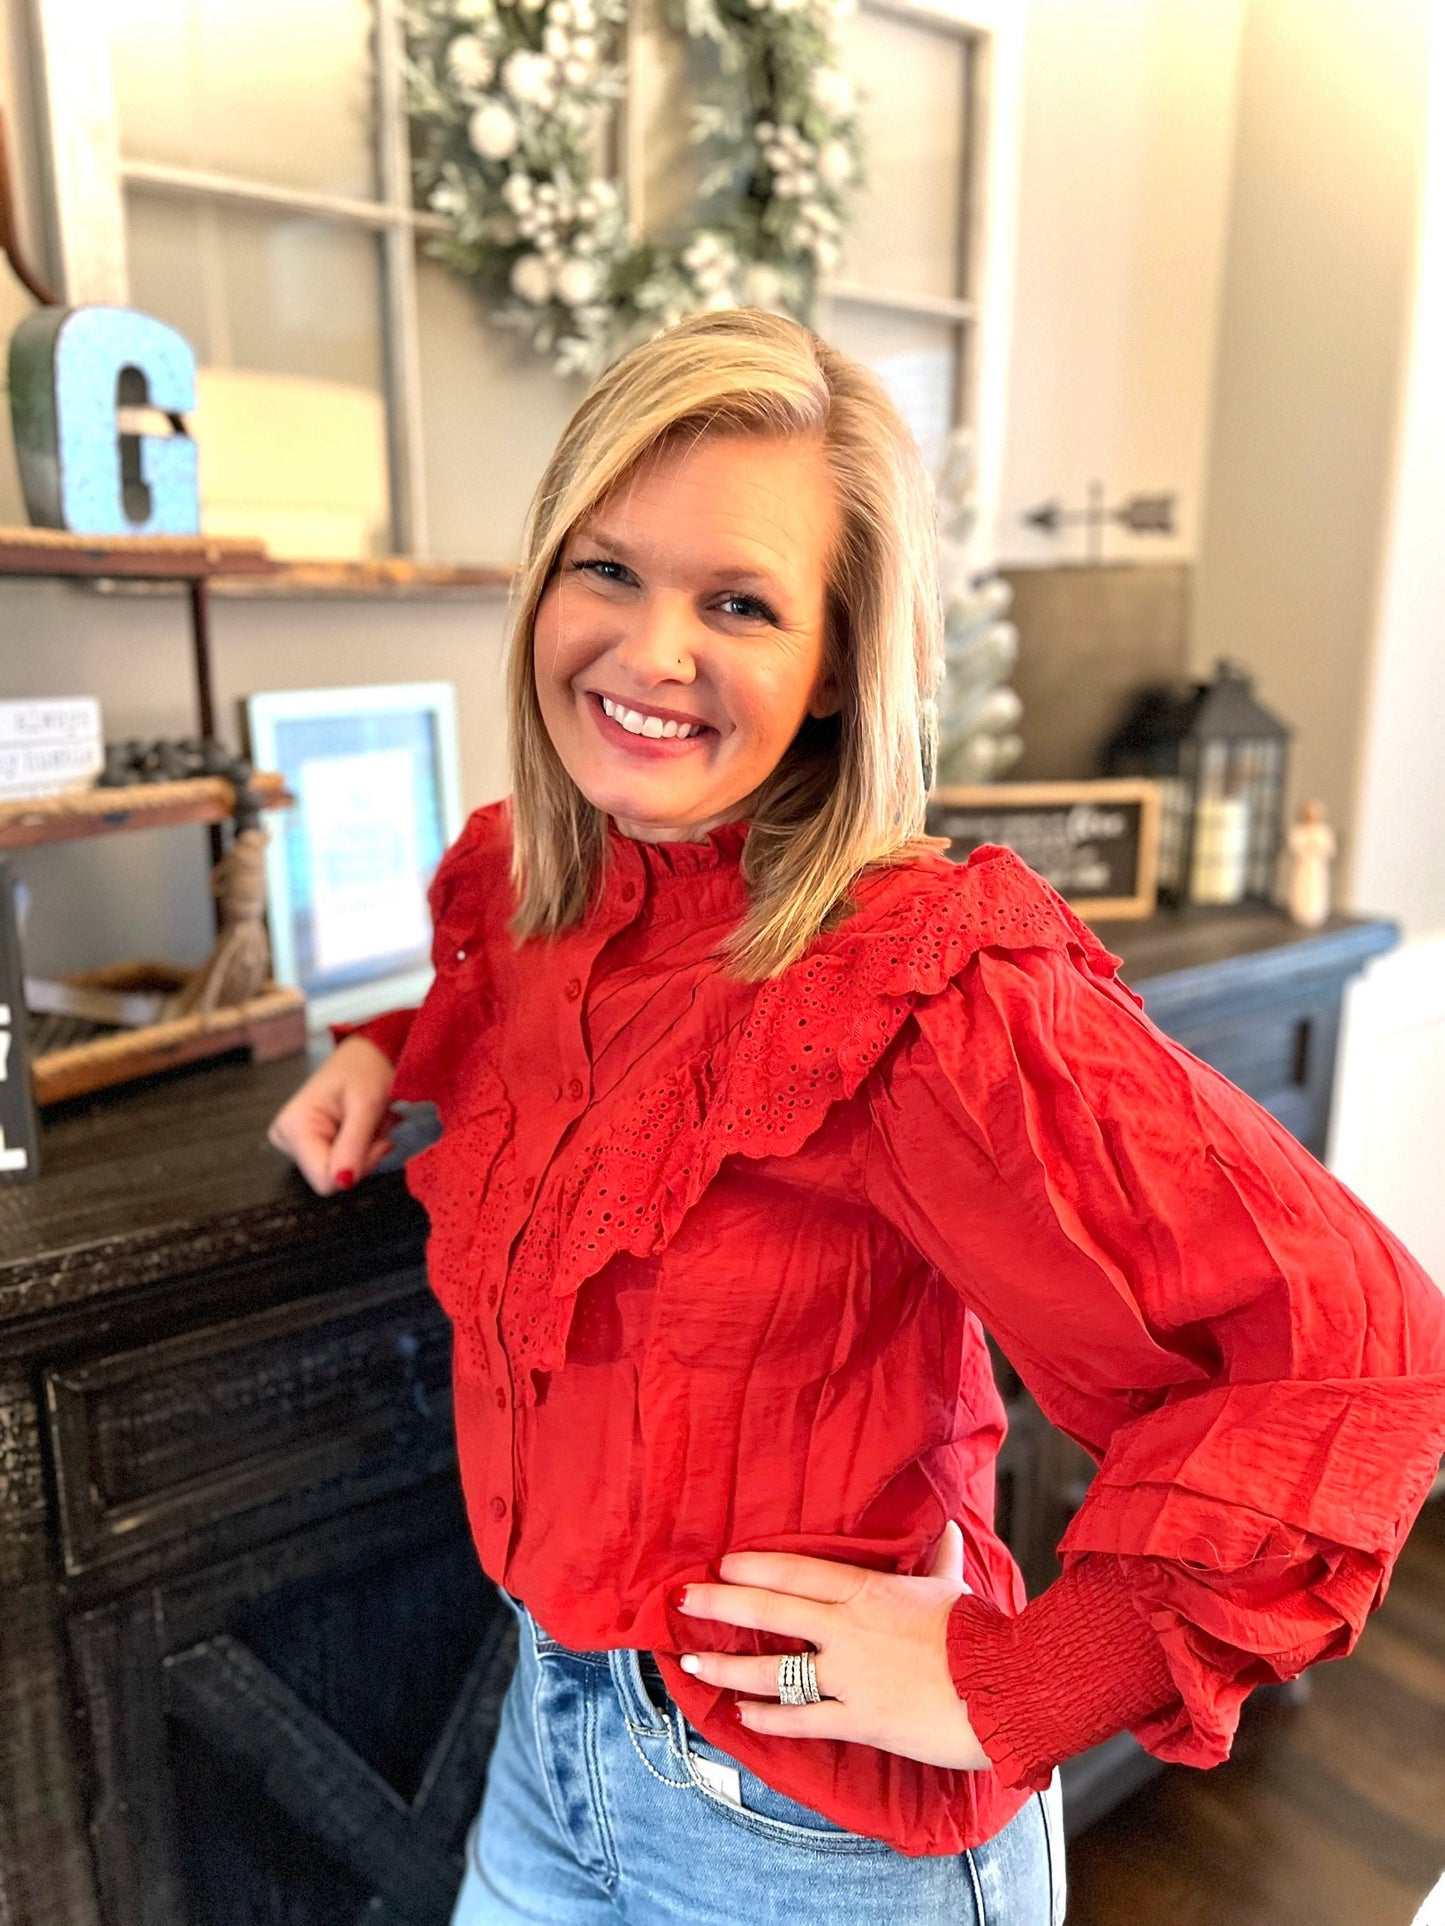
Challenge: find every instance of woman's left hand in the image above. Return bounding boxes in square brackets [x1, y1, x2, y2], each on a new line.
[673, 1520, 991, 1772]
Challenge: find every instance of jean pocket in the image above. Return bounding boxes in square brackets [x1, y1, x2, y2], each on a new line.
[680, 1725, 895, 1856]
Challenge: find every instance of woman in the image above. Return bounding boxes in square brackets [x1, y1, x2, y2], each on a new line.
[269, 308, 1445, 1924]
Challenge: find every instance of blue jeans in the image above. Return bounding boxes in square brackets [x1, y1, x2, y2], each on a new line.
[450, 1585, 1067, 1924]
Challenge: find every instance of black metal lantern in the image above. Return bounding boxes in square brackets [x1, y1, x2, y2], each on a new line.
[1104, 659, 1291, 908]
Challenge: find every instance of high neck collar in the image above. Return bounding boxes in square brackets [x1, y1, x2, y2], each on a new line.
[598, 814, 750, 922]
[605, 814, 750, 880]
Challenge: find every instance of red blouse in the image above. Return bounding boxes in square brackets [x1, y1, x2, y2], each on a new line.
[340, 799, 1445, 1858]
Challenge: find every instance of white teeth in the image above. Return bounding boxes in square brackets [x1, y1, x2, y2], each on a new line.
[600, 695, 703, 739]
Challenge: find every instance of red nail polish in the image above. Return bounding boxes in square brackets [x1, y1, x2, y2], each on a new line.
[668, 1585, 689, 1611]
[726, 1702, 744, 1724]
[335, 1169, 355, 1190]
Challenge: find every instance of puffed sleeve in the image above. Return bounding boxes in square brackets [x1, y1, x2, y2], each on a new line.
[330, 1006, 419, 1066]
[866, 940, 1445, 1788]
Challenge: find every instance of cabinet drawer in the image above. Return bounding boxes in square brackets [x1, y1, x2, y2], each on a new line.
[45, 1272, 453, 1577]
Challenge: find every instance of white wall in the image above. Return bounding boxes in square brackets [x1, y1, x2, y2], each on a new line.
[1191, 0, 1429, 866]
[1327, 11, 1445, 1278]
[994, 0, 1244, 568]
[1349, 5, 1445, 942]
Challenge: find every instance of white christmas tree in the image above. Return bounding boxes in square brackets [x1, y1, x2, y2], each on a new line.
[933, 427, 1024, 786]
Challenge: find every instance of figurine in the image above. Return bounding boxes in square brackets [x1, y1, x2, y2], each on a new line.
[1286, 799, 1337, 929]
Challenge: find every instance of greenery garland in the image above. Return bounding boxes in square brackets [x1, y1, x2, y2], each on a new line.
[404, 0, 865, 378]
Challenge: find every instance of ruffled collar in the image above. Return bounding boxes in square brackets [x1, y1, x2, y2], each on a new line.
[607, 814, 749, 871]
[602, 815, 750, 912]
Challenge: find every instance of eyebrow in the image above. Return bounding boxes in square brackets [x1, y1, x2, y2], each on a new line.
[570, 521, 792, 601]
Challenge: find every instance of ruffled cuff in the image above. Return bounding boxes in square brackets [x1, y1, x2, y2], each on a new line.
[946, 1555, 1177, 1791]
[330, 1008, 417, 1066]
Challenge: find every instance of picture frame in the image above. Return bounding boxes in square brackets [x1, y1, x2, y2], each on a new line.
[244, 683, 464, 1030]
[926, 779, 1162, 920]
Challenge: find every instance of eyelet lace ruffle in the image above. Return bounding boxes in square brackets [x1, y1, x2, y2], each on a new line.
[401, 1065, 516, 1339]
[483, 845, 1126, 1402]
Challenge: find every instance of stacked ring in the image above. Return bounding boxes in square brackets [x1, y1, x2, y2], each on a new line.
[776, 1651, 823, 1704]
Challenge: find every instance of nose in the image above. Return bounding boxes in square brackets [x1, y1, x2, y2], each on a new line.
[610, 591, 699, 686]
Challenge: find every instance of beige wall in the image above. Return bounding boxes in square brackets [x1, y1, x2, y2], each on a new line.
[1349, 7, 1445, 939]
[1327, 10, 1445, 1262]
[994, 0, 1244, 569]
[0, 579, 512, 977]
[1191, 0, 1429, 892]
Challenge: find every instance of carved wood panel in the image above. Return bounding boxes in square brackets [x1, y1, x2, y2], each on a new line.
[69, 1478, 512, 1926]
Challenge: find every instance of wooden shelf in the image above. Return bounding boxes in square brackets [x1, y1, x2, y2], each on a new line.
[0, 773, 291, 850]
[211, 556, 512, 598]
[0, 528, 277, 583]
[0, 532, 512, 597]
[29, 970, 307, 1107]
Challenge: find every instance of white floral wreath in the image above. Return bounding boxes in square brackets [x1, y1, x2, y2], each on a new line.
[404, 0, 864, 378]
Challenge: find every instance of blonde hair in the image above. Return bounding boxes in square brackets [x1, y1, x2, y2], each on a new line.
[505, 306, 946, 979]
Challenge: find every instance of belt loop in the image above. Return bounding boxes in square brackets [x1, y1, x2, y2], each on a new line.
[608, 1645, 667, 1732]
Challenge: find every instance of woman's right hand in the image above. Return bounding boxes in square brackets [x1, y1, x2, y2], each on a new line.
[267, 1034, 397, 1196]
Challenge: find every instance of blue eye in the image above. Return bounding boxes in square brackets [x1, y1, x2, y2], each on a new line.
[720, 592, 779, 625]
[567, 557, 777, 626]
[569, 557, 632, 584]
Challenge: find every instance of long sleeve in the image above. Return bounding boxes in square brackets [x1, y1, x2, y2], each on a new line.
[867, 940, 1445, 1786]
[330, 1005, 419, 1065]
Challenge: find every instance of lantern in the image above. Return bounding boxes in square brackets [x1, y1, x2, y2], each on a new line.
[1104, 660, 1291, 908]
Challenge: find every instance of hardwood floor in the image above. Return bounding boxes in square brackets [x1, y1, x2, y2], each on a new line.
[1065, 1497, 1445, 1926]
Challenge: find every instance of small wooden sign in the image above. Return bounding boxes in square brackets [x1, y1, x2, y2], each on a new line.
[927, 779, 1161, 919]
[0, 859, 40, 1181]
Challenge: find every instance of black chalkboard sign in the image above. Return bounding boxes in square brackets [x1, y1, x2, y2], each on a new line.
[0, 859, 40, 1182]
[926, 780, 1161, 918]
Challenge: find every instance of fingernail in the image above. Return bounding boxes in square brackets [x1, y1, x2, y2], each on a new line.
[335, 1169, 355, 1190]
[726, 1702, 744, 1725]
[668, 1585, 690, 1611]
[679, 1654, 701, 1674]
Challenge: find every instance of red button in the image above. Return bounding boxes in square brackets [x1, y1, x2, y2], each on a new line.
[487, 1284, 499, 1307]
[489, 1496, 507, 1521]
[568, 1077, 584, 1101]
[621, 881, 637, 901]
[523, 1175, 535, 1197]
[565, 978, 582, 1000]
[495, 1386, 506, 1409]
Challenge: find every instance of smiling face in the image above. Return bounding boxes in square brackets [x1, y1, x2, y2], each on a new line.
[532, 431, 843, 843]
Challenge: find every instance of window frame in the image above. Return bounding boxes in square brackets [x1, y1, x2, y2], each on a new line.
[29, 0, 1020, 562]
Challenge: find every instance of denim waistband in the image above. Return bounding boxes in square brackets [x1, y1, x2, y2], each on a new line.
[502, 1587, 667, 1684]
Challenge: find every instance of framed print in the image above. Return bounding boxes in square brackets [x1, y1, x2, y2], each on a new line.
[926, 779, 1162, 920]
[244, 683, 464, 1029]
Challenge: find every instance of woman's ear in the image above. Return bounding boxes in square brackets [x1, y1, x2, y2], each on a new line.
[807, 671, 844, 721]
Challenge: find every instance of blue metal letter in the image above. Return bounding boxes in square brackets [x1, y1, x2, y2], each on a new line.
[8, 304, 200, 536]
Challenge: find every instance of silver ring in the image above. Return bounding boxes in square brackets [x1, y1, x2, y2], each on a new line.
[776, 1651, 822, 1705]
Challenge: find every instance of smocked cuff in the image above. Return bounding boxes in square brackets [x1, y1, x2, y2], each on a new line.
[946, 1555, 1177, 1791]
[330, 1008, 417, 1066]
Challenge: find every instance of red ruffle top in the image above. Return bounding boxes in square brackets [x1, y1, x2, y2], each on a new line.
[339, 799, 1445, 1858]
